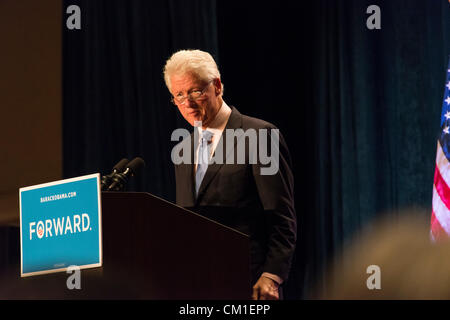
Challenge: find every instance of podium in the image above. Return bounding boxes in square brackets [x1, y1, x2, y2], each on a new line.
[0, 192, 251, 299]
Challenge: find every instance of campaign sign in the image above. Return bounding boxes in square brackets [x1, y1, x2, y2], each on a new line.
[19, 173, 102, 277]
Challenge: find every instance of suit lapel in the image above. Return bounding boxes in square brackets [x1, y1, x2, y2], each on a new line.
[188, 131, 197, 204]
[177, 132, 196, 206]
[196, 107, 243, 203]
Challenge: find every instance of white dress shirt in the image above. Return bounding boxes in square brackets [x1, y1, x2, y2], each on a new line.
[194, 100, 232, 171]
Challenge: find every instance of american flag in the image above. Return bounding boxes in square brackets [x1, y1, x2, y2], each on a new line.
[431, 58, 450, 241]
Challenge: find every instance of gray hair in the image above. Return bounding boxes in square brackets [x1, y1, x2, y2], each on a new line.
[163, 49, 223, 93]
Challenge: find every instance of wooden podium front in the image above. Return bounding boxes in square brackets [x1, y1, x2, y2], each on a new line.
[0, 192, 251, 299]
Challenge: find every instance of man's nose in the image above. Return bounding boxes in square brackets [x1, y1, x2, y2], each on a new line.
[184, 98, 197, 108]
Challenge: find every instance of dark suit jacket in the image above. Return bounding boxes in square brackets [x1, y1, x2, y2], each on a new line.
[174, 107, 297, 284]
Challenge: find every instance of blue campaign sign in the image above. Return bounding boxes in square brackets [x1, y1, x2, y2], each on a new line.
[19, 173, 102, 277]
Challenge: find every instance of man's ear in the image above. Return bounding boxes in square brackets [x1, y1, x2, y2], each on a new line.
[213, 78, 222, 96]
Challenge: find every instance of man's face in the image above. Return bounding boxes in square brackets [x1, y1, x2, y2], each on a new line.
[169, 73, 222, 128]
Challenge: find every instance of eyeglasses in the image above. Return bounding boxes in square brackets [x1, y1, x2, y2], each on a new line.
[171, 81, 213, 105]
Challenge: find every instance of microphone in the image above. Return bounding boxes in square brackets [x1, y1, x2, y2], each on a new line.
[107, 157, 146, 191]
[101, 158, 129, 191]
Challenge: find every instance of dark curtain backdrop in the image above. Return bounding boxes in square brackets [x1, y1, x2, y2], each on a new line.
[307, 0, 450, 298]
[63, 0, 219, 199]
[63, 0, 450, 299]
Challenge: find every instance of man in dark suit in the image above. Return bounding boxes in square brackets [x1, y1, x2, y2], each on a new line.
[164, 49, 296, 300]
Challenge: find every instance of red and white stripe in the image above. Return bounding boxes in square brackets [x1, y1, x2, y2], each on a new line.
[431, 141, 450, 241]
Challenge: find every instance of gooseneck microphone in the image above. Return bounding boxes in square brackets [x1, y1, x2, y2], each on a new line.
[101, 158, 129, 191]
[107, 157, 146, 191]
